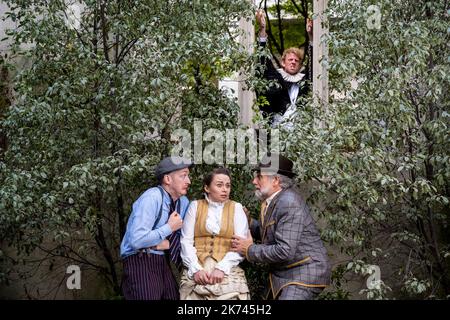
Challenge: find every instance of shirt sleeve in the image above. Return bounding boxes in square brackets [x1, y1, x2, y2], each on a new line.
[180, 201, 204, 278]
[215, 202, 249, 275]
[128, 194, 173, 250]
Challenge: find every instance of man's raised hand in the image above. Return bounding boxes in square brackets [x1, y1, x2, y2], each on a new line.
[307, 18, 313, 41]
[256, 9, 266, 29]
[168, 211, 183, 231]
[256, 9, 268, 38]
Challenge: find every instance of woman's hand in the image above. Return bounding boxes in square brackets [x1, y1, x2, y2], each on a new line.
[209, 268, 225, 284]
[193, 270, 210, 285]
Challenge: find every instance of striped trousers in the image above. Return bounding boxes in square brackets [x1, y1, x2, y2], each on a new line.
[121, 252, 179, 300]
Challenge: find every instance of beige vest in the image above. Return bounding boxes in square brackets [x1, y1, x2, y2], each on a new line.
[194, 199, 235, 265]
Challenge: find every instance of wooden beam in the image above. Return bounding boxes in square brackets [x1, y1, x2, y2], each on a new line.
[313, 0, 329, 109]
[238, 16, 256, 126]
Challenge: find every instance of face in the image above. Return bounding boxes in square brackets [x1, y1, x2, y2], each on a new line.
[252, 172, 279, 200]
[204, 174, 231, 203]
[165, 168, 191, 199]
[282, 52, 301, 75]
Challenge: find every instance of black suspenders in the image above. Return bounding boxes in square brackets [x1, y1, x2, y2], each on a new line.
[152, 186, 181, 231]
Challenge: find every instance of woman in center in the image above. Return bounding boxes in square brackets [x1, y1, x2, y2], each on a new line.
[179, 167, 250, 300]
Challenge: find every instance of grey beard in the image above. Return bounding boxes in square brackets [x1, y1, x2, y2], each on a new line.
[254, 190, 266, 201]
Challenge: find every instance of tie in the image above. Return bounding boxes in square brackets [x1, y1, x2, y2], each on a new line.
[260, 201, 267, 226]
[167, 200, 183, 271]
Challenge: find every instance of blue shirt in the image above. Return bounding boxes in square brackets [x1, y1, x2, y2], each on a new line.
[120, 186, 190, 259]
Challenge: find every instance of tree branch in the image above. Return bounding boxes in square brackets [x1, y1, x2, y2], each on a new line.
[99, 0, 110, 63]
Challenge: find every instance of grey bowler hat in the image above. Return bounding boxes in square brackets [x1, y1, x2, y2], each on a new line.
[155, 156, 193, 179]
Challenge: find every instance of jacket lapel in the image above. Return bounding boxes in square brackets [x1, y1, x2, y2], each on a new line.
[262, 189, 285, 240]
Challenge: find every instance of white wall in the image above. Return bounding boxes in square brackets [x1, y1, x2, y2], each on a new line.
[0, 2, 16, 53]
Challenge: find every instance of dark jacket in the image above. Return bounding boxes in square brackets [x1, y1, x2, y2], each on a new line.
[257, 41, 313, 122]
[247, 187, 331, 299]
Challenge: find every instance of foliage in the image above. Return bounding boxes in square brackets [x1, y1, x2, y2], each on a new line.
[1, 0, 448, 301]
[281, 0, 449, 299]
[0, 56, 9, 155]
[258, 0, 313, 66]
[0, 0, 254, 298]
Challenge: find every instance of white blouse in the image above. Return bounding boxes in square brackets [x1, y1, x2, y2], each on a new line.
[180, 196, 249, 278]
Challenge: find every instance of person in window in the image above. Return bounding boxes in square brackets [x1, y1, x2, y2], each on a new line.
[256, 9, 314, 128]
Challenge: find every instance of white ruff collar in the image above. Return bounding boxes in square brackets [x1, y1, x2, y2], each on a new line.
[204, 194, 226, 207]
[277, 68, 305, 83]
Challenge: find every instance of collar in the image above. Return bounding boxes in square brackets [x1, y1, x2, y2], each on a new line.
[204, 194, 226, 208]
[265, 189, 283, 207]
[276, 68, 305, 83]
[158, 185, 179, 206]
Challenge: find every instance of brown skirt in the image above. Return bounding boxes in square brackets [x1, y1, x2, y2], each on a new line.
[179, 256, 250, 300]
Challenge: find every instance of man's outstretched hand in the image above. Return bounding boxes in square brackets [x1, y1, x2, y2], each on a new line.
[231, 231, 254, 256]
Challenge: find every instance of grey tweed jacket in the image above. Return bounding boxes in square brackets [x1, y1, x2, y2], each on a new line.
[247, 186, 331, 299]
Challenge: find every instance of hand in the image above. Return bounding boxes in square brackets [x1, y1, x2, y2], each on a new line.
[193, 270, 210, 285]
[256, 9, 266, 29]
[256, 9, 267, 37]
[306, 18, 313, 41]
[155, 239, 170, 250]
[168, 211, 183, 232]
[231, 231, 254, 256]
[209, 269, 225, 285]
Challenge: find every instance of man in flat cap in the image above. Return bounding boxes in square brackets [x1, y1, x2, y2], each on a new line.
[231, 153, 330, 300]
[120, 156, 193, 300]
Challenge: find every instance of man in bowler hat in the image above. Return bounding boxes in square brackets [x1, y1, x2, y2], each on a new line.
[231, 153, 331, 300]
[120, 156, 193, 299]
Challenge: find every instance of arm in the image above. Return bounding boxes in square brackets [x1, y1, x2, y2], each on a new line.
[247, 204, 306, 264]
[214, 203, 249, 275]
[180, 201, 204, 278]
[249, 217, 261, 241]
[256, 9, 268, 39]
[256, 9, 283, 83]
[128, 194, 173, 250]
